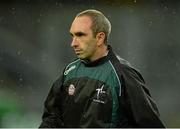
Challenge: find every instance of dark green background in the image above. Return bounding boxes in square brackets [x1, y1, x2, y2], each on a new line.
[0, 0, 180, 127]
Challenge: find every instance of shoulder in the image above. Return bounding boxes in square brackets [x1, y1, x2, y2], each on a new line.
[65, 58, 81, 68]
[63, 58, 81, 75]
[116, 55, 132, 68]
[52, 59, 81, 90]
[111, 54, 145, 83]
[112, 55, 151, 97]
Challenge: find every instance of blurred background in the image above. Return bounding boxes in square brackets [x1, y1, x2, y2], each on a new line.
[0, 0, 180, 127]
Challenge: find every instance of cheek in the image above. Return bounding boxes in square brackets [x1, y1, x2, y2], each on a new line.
[81, 38, 97, 52]
[86, 40, 97, 53]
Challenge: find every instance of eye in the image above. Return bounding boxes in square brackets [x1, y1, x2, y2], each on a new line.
[76, 32, 86, 37]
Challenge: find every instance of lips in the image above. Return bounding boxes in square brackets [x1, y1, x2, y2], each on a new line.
[74, 49, 82, 55]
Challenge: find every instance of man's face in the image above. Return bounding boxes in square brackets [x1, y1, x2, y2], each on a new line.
[70, 16, 98, 61]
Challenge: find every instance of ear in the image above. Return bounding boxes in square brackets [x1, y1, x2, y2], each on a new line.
[96, 32, 105, 46]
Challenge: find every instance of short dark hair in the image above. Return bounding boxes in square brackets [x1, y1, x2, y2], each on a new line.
[76, 9, 111, 44]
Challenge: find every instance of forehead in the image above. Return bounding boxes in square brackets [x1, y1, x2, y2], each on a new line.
[70, 16, 92, 33]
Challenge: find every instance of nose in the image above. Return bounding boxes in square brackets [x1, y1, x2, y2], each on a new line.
[71, 37, 78, 47]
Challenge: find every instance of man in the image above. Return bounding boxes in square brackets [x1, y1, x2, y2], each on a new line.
[39, 9, 165, 128]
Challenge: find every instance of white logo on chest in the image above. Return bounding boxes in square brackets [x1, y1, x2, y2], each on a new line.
[93, 84, 106, 104]
[64, 65, 76, 75]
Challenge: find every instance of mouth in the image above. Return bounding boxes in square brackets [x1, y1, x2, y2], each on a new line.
[74, 49, 82, 55]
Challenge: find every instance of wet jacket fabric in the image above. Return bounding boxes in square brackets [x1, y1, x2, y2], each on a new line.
[39, 45, 165, 128]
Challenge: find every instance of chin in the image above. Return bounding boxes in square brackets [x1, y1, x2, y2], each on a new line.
[77, 55, 84, 59]
[78, 55, 87, 60]
[77, 54, 89, 60]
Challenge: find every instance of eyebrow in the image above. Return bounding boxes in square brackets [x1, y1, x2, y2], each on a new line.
[70, 31, 87, 37]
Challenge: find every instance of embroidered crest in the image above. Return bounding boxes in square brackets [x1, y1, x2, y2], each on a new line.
[68, 84, 75, 95]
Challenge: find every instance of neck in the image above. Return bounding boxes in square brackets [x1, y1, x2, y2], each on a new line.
[89, 45, 108, 62]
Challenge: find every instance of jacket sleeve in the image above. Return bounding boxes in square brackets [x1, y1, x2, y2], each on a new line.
[120, 66, 165, 128]
[39, 76, 64, 128]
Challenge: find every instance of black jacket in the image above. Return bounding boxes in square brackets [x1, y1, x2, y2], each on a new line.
[39, 45, 165, 128]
